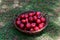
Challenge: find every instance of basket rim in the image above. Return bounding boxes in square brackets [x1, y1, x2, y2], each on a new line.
[14, 10, 49, 34]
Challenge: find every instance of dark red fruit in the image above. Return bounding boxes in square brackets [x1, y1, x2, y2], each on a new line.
[39, 23, 45, 29]
[41, 17, 46, 22]
[30, 28, 34, 32]
[32, 12, 35, 15]
[20, 14, 25, 18]
[36, 12, 41, 16]
[34, 27, 39, 31]
[29, 13, 33, 16]
[29, 17, 33, 21]
[26, 23, 31, 28]
[26, 18, 28, 22]
[25, 14, 28, 18]
[17, 18, 20, 21]
[33, 16, 37, 20]
[38, 15, 41, 19]
[16, 21, 21, 25]
[31, 23, 36, 27]
[19, 23, 24, 29]
[36, 19, 41, 24]
[21, 19, 26, 23]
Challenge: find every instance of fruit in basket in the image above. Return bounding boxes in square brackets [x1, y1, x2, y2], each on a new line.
[15, 11, 46, 32]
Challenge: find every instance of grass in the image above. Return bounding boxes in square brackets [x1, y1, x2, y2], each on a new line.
[0, 0, 60, 40]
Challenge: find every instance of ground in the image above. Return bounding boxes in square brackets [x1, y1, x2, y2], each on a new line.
[0, 0, 60, 40]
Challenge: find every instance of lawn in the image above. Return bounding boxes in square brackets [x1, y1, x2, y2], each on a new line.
[0, 0, 60, 40]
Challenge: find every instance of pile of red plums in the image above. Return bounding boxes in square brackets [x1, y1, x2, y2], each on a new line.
[15, 11, 47, 33]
